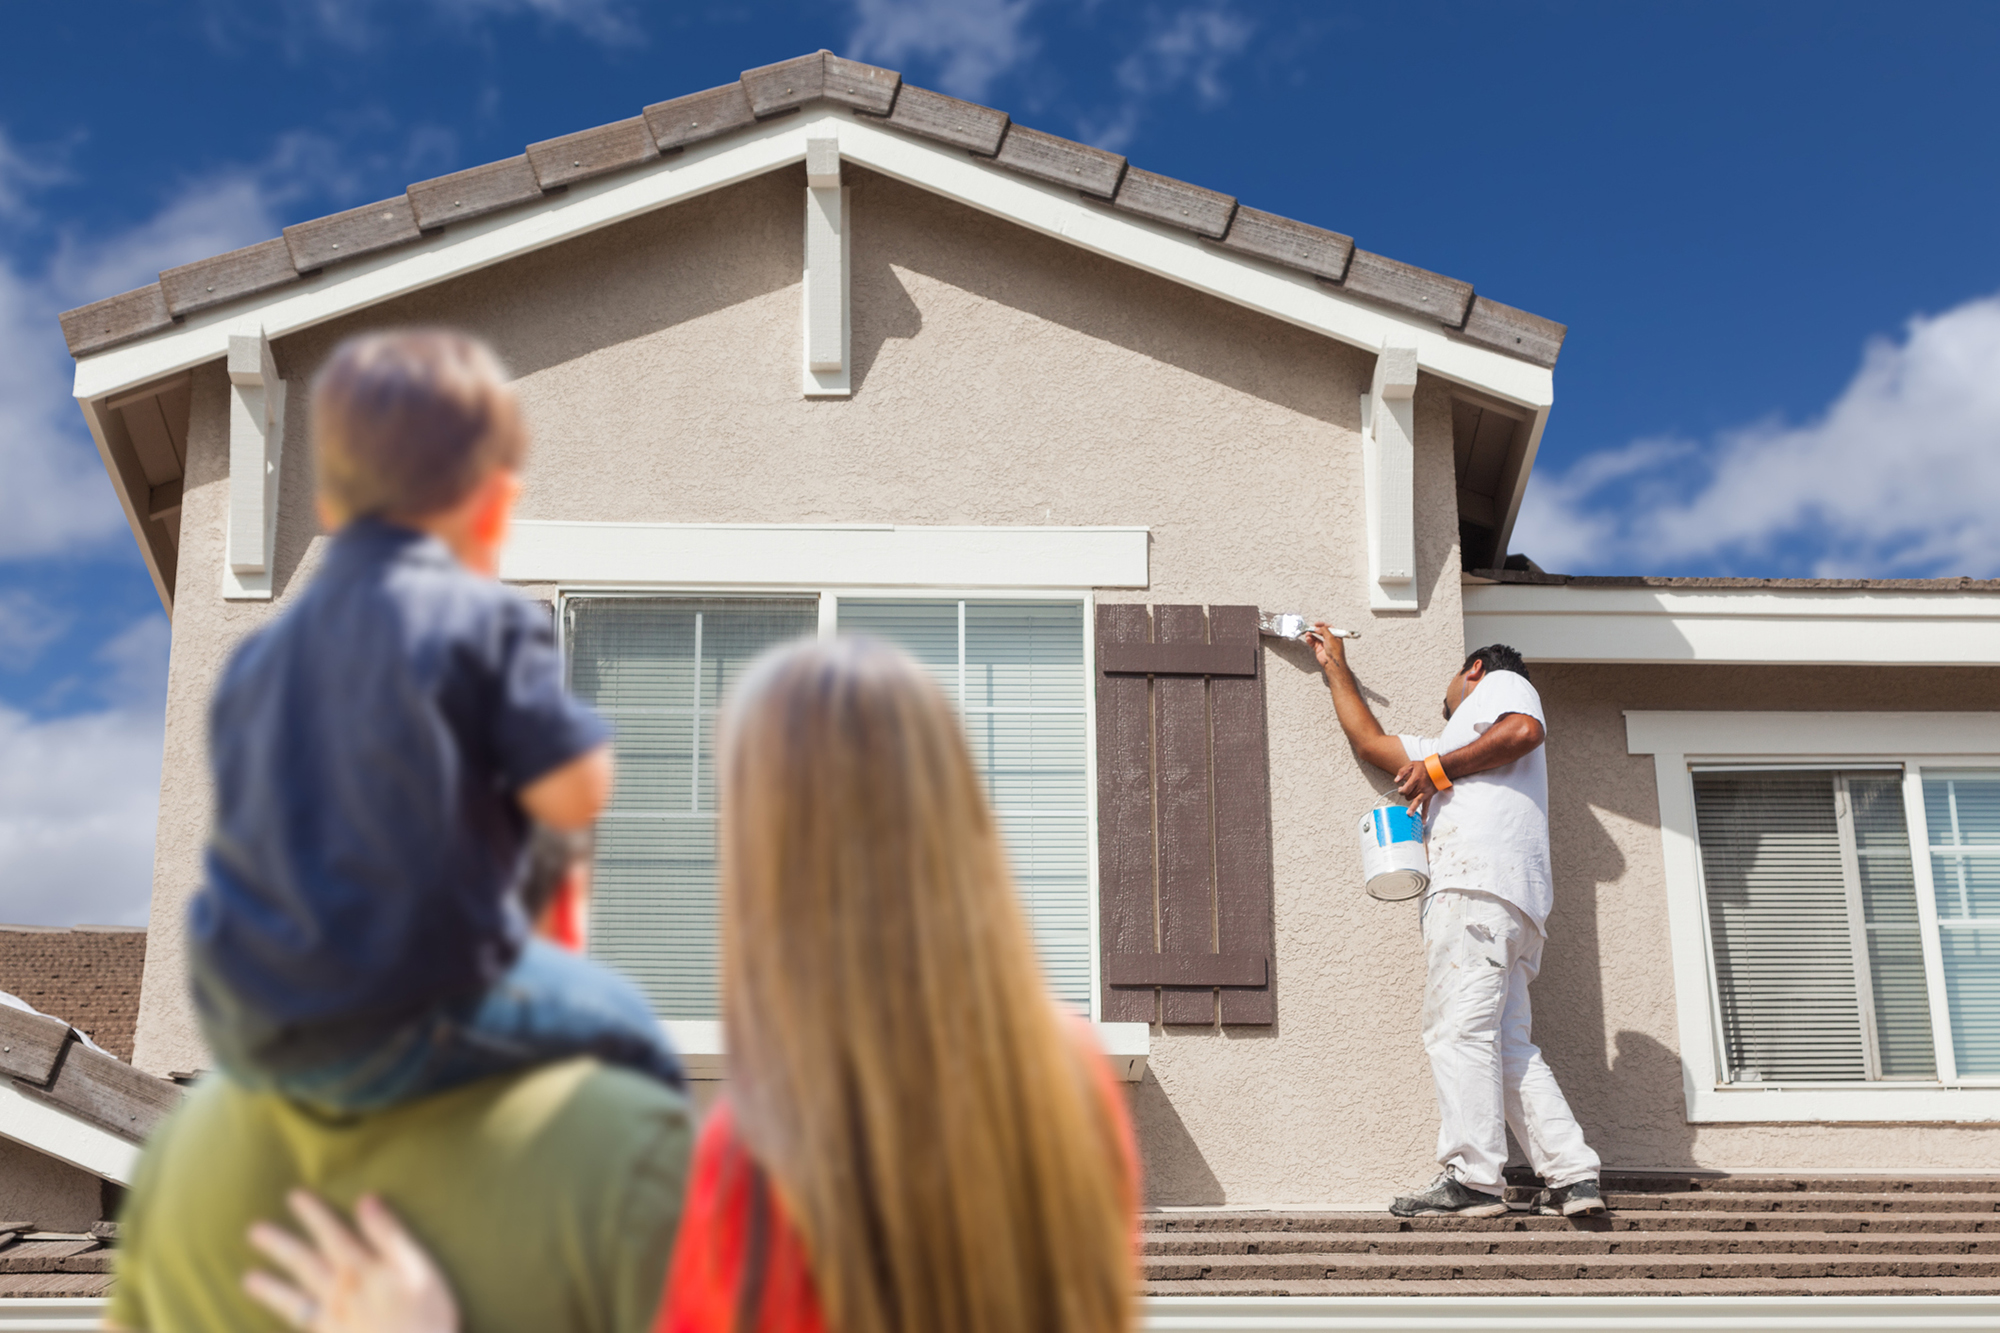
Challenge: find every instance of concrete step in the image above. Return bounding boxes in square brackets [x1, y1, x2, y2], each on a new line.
[1605, 1191, 2000, 1214]
[1142, 1210, 2000, 1235]
[1145, 1229, 2000, 1258]
[1145, 1274, 2000, 1297]
[1600, 1173, 2000, 1195]
[1142, 1249, 2000, 1283]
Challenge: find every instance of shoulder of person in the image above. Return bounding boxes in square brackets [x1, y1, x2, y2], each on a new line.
[1479, 670, 1543, 712]
[491, 1059, 695, 1160]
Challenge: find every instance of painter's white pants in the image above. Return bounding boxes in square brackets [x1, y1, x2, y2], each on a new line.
[1421, 888, 1600, 1195]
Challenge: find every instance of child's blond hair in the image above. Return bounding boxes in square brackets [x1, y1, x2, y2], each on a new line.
[312, 328, 525, 523]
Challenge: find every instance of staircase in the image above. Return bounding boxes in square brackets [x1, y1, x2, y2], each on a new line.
[1144, 1173, 2000, 1296]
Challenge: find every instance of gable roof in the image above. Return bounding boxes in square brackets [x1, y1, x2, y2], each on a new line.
[59, 50, 1565, 370]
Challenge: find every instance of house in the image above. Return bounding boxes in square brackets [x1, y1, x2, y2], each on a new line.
[50, 50, 2000, 1312]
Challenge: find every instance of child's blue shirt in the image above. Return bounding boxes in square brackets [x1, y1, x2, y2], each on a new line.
[191, 517, 608, 1050]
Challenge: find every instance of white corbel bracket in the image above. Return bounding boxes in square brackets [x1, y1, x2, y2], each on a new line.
[802, 135, 851, 397]
[1361, 345, 1419, 612]
[222, 327, 286, 600]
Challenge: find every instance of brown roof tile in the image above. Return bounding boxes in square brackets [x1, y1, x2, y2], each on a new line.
[644, 82, 762, 152]
[283, 195, 424, 272]
[1110, 167, 1236, 239]
[0, 928, 146, 1062]
[158, 237, 298, 318]
[526, 115, 660, 191]
[58, 51, 1564, 367]
[407, 155, 545, 230]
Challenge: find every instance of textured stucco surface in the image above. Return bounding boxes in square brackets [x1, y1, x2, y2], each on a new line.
[1530, 663, 2000, 1176]
[0, 1137, 104, 1231]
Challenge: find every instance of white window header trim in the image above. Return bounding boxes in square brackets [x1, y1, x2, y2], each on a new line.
[504, 521, 1148, 590]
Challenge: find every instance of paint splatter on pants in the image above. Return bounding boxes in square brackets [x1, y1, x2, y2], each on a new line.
[1421, 888, 1601, 1195]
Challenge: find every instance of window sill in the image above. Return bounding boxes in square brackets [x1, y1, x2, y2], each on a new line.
[1689, 1082, 2000, 1123]
[662, 1020, 1150, 1083]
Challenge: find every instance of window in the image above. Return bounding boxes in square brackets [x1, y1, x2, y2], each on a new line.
[564, 592, 1093, 1020]
[567, 597, 819, 1018]
[1628, 711, 2000, 1122]
[1926, 772, 2000, 1074]
[838, 599, 1091, 1010]
[1693, 770, 1931, 1083]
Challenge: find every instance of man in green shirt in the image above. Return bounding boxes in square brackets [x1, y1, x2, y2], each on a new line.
[109, 1055, 691, 1333]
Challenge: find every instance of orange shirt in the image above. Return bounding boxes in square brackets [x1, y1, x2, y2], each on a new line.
[655, 1028, 1139, 1333]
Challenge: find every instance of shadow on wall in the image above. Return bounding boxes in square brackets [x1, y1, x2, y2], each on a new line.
[1129, 1068, 1226, 1207]
[852, 170, 1363, 431]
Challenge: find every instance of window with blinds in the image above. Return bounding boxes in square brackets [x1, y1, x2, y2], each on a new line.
[1692, 770, 1934, 1083]
[838, 599, 1093, 1011]
[567, 597, 819, 1018]
[1924, 772, 2000, 1075]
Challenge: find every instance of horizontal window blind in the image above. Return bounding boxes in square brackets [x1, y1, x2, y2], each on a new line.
[1693, 770, 1932, 1083]
[568, 597, 818, 1018]
[1923, 771, 2000, 1075]
[841, 599, 1092, 1011]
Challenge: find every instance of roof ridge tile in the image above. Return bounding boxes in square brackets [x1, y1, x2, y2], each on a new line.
[283, 195, 423, 273]
[406, 155, 544, 231]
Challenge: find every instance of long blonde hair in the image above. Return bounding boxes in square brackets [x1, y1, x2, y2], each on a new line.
[717, 637, 1135, 1333]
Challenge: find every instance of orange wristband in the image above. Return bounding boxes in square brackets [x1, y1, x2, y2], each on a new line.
[1424, 753, 1453, 791]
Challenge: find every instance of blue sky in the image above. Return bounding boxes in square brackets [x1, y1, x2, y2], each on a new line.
[3, 0, 1998, 926]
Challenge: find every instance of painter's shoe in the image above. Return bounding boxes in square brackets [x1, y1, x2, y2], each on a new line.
[1388, 1173, 1511, 1218]
[1538, 1178, 1607, 1217]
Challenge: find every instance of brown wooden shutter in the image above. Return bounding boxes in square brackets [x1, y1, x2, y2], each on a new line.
[1096, 603, 1276, 1025]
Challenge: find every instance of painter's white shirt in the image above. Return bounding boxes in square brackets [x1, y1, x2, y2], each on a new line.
[1399, 670, 1554, 932]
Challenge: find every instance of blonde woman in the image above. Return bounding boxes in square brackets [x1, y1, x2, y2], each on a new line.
[245, 636, 1140, 1333]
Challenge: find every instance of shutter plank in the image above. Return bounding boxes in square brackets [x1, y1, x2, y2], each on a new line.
[1208, 605, 1276, 1025]
[1096, 604, 1157, 1023]
[1099, 642, 1255, 677]
[1154, 604, 1216, 1025]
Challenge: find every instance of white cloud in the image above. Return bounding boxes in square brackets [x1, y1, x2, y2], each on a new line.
[4, 120, 451, 562]
[0, 617, 169, 928]
[0, 591, 69, 672]
[1079, 4, 1254, 152]
[847, 0, 1039, 101]
[222, 0, 642, 53]
[1514, 291, 2000, 578]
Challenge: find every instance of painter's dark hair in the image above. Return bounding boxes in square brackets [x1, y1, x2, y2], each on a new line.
[1463, 644, 1529, 682]
[519, 823, 592, 921]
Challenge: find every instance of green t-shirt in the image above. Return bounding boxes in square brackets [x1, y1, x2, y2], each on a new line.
[109, 1059, 692, 1333]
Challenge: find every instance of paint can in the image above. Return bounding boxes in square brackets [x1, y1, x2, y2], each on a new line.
[1358, 803, 1430, 901]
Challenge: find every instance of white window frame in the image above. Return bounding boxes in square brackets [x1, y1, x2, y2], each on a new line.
[1627, 710, 2000, 1123]
[550, 582, 1104, 1027]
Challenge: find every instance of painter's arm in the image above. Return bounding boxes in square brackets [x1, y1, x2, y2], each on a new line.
[1395, 713, 1544, 808]
[1307, 626, 1410, 775]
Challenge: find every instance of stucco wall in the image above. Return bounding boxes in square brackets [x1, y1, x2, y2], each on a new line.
[1530, 663, 2000, 1175]
[137, 161, 1491, 1206]
[0, 1138, 105, 1231]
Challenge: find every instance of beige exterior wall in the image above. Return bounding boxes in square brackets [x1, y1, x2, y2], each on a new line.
[0, 1138, 105, 1231]
[137, 159, 1994, 1208]
[1529, 663, 2000, 1176]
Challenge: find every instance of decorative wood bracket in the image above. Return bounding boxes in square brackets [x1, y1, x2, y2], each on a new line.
[802, 134, 850, 397]
[222, 327, 286, 600]
[1361, 344, 1418, 611]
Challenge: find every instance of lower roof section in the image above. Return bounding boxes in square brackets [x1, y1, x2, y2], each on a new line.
[1463, 575, 2000, 666]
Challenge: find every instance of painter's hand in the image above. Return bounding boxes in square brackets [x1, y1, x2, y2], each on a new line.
[1396, 759, 1440, 817]
[245, 1191, 459, 1333]
[1306, 622, 1347, 672]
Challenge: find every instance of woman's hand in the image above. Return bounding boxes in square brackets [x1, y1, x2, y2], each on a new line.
[244, 1190, 460, 1333]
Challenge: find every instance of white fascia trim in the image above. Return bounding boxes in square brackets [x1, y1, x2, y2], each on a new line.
[1465, 583, 2000, 665]
[71, 110, 1551, 416]
[0, 1300, 110, 1331]
[1627, 710, 2000, 1123]
[1143, 1295, 2000, 1331]
[664, 1020, 1148, 1083]
[502, 520, 1148, 589]
[0, 1080, 140, 1185]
